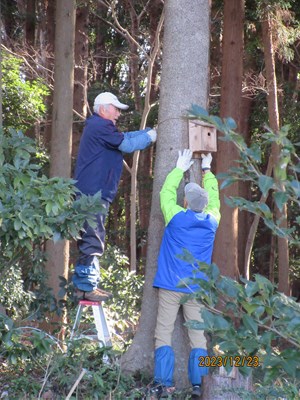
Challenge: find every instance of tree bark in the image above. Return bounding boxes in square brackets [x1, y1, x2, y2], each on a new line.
[214, 0, 244, 279]
[122, 0, 210, 389]
[39, 0, 55, 149]
[123, 0, 143, 272]
[0, 8, 3, 128]
[44, 0, 76, 330]
[112, 2, 164, 272]
[261, 9, 290, 295]
[25, 0, 36, 47]
[94, 2, 107, 83]
[138, 0, 163, 264]
[73, 1, 89, 159]
[238, 93, 252, 275]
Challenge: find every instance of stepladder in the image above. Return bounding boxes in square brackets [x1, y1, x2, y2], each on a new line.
[70, 300, 112, 347]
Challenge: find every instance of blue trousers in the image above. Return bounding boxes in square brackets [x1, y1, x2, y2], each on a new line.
[72, 199, 109, 291]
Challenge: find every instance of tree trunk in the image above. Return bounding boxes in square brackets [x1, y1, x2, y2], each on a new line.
[138, 0, 163, 265]
[122, 0, 210, 389]
[261, 9, 290, 295]
[39, 0, 55, 149]
[44, 0, 76, 330]
[94, 2, 107, 83]
[214, 0, 244, 279]
[0, 10, 2, 129]
[238, 92, 252, 276]
[25, 0, 36, 47]
[118, 3, 164, 273]
[124, 0, 142, 112]
[124, 1, 143, 272]
[73, 1, 89, 159]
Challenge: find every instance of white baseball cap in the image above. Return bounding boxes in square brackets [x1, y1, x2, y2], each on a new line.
[184, 182, 208, 212]
[94, 92, 129, 110]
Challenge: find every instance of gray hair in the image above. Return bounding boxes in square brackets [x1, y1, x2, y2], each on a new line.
[93, 103, 110, 114]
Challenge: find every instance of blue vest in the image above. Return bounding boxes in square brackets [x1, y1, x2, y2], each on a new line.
[153, 210, 218, 293]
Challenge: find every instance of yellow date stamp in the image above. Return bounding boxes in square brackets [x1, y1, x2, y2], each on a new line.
[198, 355, 260, 368]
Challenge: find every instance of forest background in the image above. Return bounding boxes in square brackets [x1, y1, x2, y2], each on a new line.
[0, 0, 299, 399]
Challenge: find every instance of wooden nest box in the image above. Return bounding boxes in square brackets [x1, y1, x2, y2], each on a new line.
[188, 120, 217, 157]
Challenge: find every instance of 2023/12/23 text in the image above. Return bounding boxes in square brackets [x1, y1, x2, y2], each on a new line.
[198, 355, 260, 368]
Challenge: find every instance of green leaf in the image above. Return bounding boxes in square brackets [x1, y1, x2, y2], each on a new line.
[220, 178, 237, 190]
[254, 274, 274, 296]
[201, 309, 216, 330]
[224, 117, 237, 130]
[244, 280, 259, 297]
[242, 339, 260, 354]
[258, 175, 274, 196]
[218, 340, 239, 353]
[13, 219, 22, 230]
[185, 320, 206, 330]
[253, 306, 266, 319]
[258, 202, 272, 218]
[210, 263, 220, 281]
[241, 301, 259, 315]
[290, 179, 300, 197]
[259, 331, 275, 348]
[216, 277, 241, 298]
[242, 314, 258, 335]
[245, 145, 262, 163]
[213, 315, 231, 330]
[53, 231, 62, 243]
[210, 115, 224, 130]
[273, 191, 289, 211]
[188, 104, 209, 117]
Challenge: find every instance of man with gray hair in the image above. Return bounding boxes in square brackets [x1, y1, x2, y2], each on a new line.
[73, 92, 157, 302]
[150, 149, 220, 399]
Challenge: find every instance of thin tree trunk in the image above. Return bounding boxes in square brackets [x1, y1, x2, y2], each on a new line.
[269, 232, 276, 283]
[44, 0, 76, 332]
[25, 0, 36, 47]
[244, 158, 273, 279]
[238, 93, 252, 275]
[138, 0, 162, 265]
[128, 9, 164, 272]
[124, 0, 142, 112]
[127, 2, 142, 270]
[261, 9, 289, 295]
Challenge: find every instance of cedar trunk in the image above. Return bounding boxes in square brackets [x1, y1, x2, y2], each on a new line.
[122, 0, 210, 389]
[214, 0, 244, 279]
[45, 0, 76, 329]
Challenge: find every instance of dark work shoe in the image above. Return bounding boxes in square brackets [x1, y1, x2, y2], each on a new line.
[160, 386, 175, 398]
[148, 383, 163, 399]
[148, 383, 175, 399]
[76, 288, 113, 302]
[191, 384, 202, 399]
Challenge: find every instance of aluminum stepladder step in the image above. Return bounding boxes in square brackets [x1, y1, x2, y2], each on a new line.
[70, 300, 112, 347]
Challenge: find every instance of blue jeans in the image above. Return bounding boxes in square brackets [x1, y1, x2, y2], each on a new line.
[72, 199, 109, 291]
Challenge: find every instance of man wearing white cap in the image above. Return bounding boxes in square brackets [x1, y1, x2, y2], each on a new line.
[73, 92, 157, 302]
[150, 150, 220, 399]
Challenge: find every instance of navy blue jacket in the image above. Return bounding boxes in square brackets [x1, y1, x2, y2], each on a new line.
[75, 113, 151, 202]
